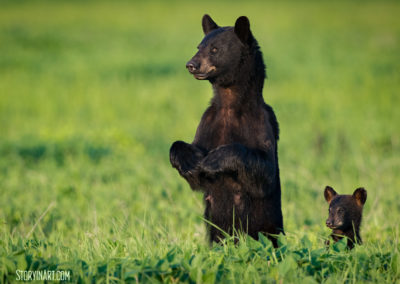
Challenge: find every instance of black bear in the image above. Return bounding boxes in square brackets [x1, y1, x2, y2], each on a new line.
[324, 186, 367, 249]
[170, 15, 283, 246]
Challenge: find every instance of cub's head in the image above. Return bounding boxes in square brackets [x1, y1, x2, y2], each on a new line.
[324, 186, 367, 231]
[186, 15, 265, 87]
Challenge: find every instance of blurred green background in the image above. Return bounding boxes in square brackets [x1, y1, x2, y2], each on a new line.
[0, 0, 399, 282]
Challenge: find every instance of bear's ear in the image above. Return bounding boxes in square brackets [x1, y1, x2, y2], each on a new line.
[324, 186, 337, 204]
[202, 14, 219, 35]
[234, 16, 251, 44]
[353, 187, 367, 206]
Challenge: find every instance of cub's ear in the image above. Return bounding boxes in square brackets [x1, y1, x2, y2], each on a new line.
[353, 187, 367, 206]
[324, 186, 337, 204]
[202, 14, 219, 35]
[234, 16, 251, 44]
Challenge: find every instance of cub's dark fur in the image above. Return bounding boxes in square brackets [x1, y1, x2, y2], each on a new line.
[170, 15, 283, 246]
[324, 186, 367, 249]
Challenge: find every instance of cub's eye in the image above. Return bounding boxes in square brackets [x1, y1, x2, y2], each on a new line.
[211, 47, 218, 54]
[337, 208, 344, 213]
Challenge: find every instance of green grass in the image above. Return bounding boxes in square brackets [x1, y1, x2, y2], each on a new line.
[0, 0, 399, 282]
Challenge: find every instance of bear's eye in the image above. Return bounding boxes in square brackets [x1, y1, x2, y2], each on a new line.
[337, 208, 344, 213]
[211, 47, 218, 54]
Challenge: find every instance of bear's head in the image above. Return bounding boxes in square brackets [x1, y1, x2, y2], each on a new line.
[324, 186, 367, 231]
[186, 15, 265, 88]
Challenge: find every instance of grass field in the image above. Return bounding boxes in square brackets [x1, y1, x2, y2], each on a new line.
[0, 0, 399, 282]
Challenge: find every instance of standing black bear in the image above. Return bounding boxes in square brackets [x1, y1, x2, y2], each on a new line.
[170, 15, 284, 246]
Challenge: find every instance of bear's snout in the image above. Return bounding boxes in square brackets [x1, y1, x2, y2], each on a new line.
[326, 219, 334, 228]
[186, 60, 199, 73]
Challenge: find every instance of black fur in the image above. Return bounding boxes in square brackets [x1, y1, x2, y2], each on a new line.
[171, 15, 283, 246]
[324, 186, 367, 249]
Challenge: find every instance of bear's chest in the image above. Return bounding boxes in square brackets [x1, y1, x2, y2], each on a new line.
[214, 108, 238, 143]
[206, 108, 264, 149]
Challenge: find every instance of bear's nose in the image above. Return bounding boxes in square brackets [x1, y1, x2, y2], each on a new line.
[326, 220, 333, 227]
[186, 61, 199, 73]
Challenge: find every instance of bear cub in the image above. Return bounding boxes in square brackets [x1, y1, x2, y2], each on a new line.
[324, 186, 367, 249]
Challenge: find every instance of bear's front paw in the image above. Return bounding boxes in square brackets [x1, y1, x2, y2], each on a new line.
[199, 155, 221, 176]
[170, 141, 204, 174]
[169, 141, 184, 169]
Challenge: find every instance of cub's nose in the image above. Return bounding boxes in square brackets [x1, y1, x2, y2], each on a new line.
[186, 60, 199, 73]
[326, 219, 333, 227]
